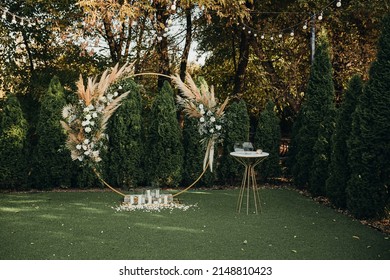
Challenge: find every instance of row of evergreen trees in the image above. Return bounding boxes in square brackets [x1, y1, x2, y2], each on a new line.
[289, 14, 390, 219]
[0, 77, 282, 192]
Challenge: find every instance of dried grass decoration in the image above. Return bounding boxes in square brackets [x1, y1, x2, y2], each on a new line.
[60, 63, 133, 196]
[171, 73, 229, 172]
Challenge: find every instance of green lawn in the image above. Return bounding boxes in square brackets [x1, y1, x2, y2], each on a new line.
[0, 188, 388, 260]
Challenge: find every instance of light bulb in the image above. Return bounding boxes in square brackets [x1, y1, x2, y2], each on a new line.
[12, 15, 16, 24]
[254, 33, 257, 37]
[248, 30, 251, 34]
[270, 36, 274, 41]
[303, 22, 308, 30]
[278, 33, 282, 38]
[290, 31, 294, 37]
[261, 34, 265, 39]
[171, 4, 176, 10]
[336, 1, 341, 7]
[318, 12, 323, 20]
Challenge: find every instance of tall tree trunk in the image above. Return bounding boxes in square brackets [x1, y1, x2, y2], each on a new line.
[103, 14, 119, 63]
[180, 7, 193, 81]
[232, 0, 253, 97]
[232, 29, 250, 97]
[156, 3, 170, 89]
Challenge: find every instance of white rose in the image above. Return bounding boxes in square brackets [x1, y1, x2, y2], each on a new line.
[200, 117, 205, 123]
[83, 139, 90, 145]
[90, 121, 95, 126]
[118, 86, 123, 90]
[77, 156, 84, 161]
[87, 104, 94, 110]
[84, 150, 90, 156]
[92, 150, 100, 158]
[92, 112, 98, 118]
[216, 125, 222, 130]
[200, 109, 205, 115]
[76, 144, 82, 150]
[209, 128, 214, 133]
[85, 127, 92, 133]
[107, 93, 114, 101]
[81, 121, 87, 127]
[199, 104, 204, 110]
[82, 145, 88, 150]
[85, 114, 92, 120]
[114, 91, 119, 97]
[210, 116, 216, 122]
[83, 107, 90, 112]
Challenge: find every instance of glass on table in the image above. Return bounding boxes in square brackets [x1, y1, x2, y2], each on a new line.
[234, 142, 244, 152]
[243, 142, 254, 151]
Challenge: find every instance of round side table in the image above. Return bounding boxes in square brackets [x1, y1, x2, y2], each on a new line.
[230, 151, 269, 215]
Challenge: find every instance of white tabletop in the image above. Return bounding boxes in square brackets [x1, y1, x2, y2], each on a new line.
[230, 151, 269, 158]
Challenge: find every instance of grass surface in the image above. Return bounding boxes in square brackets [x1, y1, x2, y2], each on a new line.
[0, 188, 389, 260]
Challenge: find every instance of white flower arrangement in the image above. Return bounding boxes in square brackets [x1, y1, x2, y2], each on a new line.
[60, 63, 133, 167]
[171, 73, 229, 172]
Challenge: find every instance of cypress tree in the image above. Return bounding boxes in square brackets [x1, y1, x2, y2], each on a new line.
[104, 79, 143, 189]
[145, 81, 184, 187]
[346, 14, 390, 219]
[217, 100, 250, 185]
[254, 100, 281, 181]
[32, 76, 73, 189]
[182, 116, 215, 187]
[0, 94, 28, 190]
[291, 32, 335, 189]
[326, 75, 363, 208]
[309, 107, 336, 196]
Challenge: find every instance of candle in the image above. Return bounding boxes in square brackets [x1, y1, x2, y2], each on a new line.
[164, 195, 168, 204]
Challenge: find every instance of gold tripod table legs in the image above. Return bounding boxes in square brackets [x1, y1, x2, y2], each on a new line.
[236, 164, 262, 215]
[231, 155, 267, 215]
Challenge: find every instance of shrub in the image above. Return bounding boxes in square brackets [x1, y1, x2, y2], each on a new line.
[144, 81, 184, 187]
[291, 32, 335, 189]
[254, 100, 282, 181]
[0, 94, 28, 189]
[217, 100, 250, 185]
[326, 75, 363, 208]
[309, 108, 336, 196]
[346, 14, 390, 219]
[32, 76, 73, 189]
[104, 79, 143, 189]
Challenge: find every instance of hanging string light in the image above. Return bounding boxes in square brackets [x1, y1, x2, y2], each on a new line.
[171, 0, 177, 11]
[234, 0, 341, 42]
[302, 21, 308, 30]
[0, 5, 35, 28]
